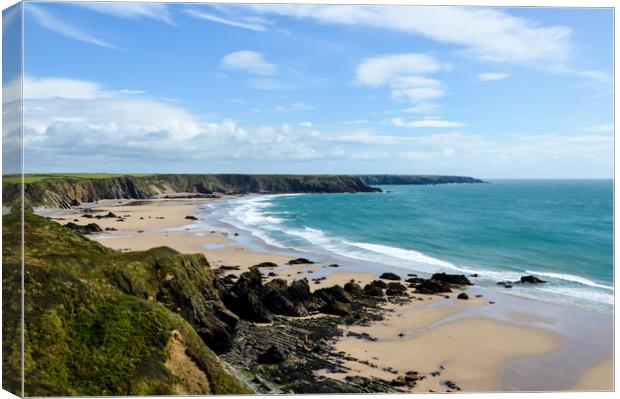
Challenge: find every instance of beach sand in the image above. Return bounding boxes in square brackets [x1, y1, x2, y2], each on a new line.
[40, 197, 613, 392]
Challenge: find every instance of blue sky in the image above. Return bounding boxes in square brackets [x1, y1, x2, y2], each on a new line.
[5, 2, 614, 177]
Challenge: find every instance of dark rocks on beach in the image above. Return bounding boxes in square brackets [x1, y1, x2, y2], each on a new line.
[457, 292, 469, 300]
[363, 281, 385, 297]
[385, 282, 407, 296]
[431, 272, 472, 286]
[218, 265, 240, 271]
[185, 215, 198, 220]
[287, 258, 314, 265]
[414, 279, 452, 295]
[380, 272, 401, 281]
[497, 281, 513, 288]
[520, 275, 547, 284]
[82, 214, 94, 219]
[268, 272, 277, 277]
[328, 264, 340, 268]
[470, 273, 479, 277]
[344, 281, 364, 297]
[255, 261, 279, 268]
[315, 285, 353, 316]
[257, 346, 288, 364]
[64, 222, 103, 235]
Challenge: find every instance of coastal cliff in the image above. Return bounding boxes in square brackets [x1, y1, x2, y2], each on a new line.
[2, 173, 483, 210]
[359, 175, 484, 185]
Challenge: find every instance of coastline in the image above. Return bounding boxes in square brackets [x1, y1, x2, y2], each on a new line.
[38, 195, 614, 392]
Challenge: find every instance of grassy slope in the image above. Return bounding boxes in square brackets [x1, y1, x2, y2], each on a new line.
[2, 212, 253, 396]
[3, 173, 154, 184]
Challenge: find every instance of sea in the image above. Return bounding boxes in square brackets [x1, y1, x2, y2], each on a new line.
[199, 180, 614, 314]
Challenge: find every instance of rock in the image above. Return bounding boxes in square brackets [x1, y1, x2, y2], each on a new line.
[497, 281, 513, 288]
[328, 264, 339, 268]
[520, 275, 547, 284]
[343, 281, 364, 297]
[390, 376, 407, 387]
[315, 285, 353, 316]
[105, 227, 117, 231]
[184, 215, 198, 220]
[379, 272, 401, 281]
[470, 273, 479, 277]
[431, 272, 472, 286]
[69, 199, 81, 207]
[370, 279, 387, 289]
[363, 281, 385, 297]
[225, 267, 273, 323]
[82, 214, 94, 218]
[414, 279, 452, 294]
[443, 380, 461, 391]
[64, 222, 103, 235]
[385, 282, 407, 296]
[268, 272, 277, 277]
[457, 292, 469, 300]
[257, 346, 287, 364]
[287, 258, 314, 265]
[254, 261, 278, 268]
[405, 277, 425, 285]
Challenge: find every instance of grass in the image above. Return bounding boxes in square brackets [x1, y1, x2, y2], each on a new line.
[3, 173, 154, 184]
[2, 212, 253, 396]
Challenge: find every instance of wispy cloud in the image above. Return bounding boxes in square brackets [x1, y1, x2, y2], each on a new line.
[76, 3, 174, 25]
[477, 72, 510, 81]
[356, 53, 447, 104]
[221, 50, 279, 75]
[185, 8, 268, 32]
[390, 117, 467, 128]
[28, 5, 120, 49]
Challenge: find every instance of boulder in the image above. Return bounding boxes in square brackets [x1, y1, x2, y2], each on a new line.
[457, 292, 469, 300]
[254, 261, 279, 268]
[370, 279, 387, 289]
[431, 272, 472, 286]
[414, 279, 452, 294]
[380, 272, 401, 281]
[520, 275, 547, 284]
[497, 281, 513, 288]
[385, 282, 407, 296]
[184, 215, 198, 220]
[257, 346, 287, 364]
[363, 282, 385, 297]
[343, 281, 364, 297]
[64, 222, 103, 235]
[287, 258, 314, 265]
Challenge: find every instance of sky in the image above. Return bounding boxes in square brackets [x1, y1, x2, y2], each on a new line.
[2, 2, 614, 178]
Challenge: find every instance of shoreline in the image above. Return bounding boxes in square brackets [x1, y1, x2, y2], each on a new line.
[37, 195, 614, 392]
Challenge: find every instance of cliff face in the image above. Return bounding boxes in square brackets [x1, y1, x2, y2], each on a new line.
[3, 174, 380, 210]
[2, 212, 253, 396]
[359, 175, 485, 185]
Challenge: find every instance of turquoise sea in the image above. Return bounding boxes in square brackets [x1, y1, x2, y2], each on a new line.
[207, 180, 613, 313]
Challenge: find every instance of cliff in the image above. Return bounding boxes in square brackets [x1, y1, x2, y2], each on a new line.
[3, 174, 380, 210]
[359, 175, 485, 185]
[2, 173, 484, 210]
[2, 212, 254, 396]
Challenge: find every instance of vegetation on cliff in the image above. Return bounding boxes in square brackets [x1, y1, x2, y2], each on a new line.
[2, 212, 253, 396]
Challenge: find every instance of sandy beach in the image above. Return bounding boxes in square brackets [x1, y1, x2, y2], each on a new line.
[40, 196, 614, 393]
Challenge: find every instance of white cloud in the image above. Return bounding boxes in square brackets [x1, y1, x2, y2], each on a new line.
[356, 53, 447, 105]
[245, 5, 572, 67]
[27, 5, 120, 49]
[221, 51, 279, 76]
[298, 121, 313, 127]
[275, 102, 314, 112]
[76, 3, 174, 25]
[477, 72, 510, 81]
[23, 76, 108, 100]
[185, 8, 268, 32]
[356, 53, 443, 87]
[390, 117, 466, 128]
[402, 103, 440, 114]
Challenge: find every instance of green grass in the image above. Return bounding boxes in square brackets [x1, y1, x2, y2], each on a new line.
[3, 173, 154, 184]
[2, 212, 253, 396]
